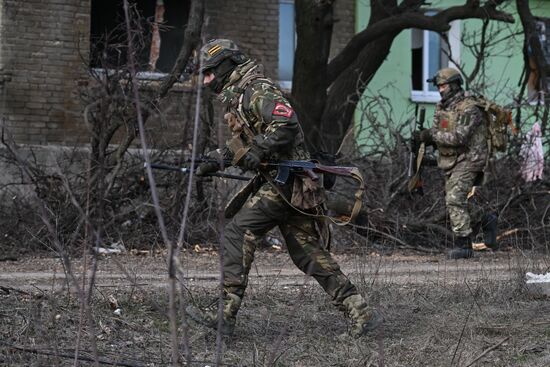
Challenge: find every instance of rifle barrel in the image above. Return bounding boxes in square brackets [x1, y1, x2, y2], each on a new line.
[145, 162, 250, 181]
[145, 162, 190, 173]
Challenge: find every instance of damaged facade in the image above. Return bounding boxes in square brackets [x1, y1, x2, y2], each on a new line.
[0, 0, 355, 146]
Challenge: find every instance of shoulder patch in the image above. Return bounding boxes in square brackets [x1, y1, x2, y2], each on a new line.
[272, 102, 293, 118]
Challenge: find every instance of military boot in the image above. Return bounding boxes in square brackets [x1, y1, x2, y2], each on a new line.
[185, 293, 241, 335]
[448, 236, 474, 259]
[342, 294, 383, 338]
[481, 212, 498, 249]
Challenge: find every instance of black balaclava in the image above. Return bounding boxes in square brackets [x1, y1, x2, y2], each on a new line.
[440, 81, 462, 103]
[206, 58, 239, 94]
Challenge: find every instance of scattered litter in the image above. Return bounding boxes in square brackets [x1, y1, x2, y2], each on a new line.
[130, 249, 151, 256]
[108, 295, 119, 310]
[94, 241, 127, 255]
[113, 308, 122, 316]
[265, 235, 283, 250]
[525, 272, 550, 297]
[472, 242, 488, 251]
[526, 272, 550, 283]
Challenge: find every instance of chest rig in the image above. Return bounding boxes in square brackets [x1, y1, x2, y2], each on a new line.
[435, 97, 477, 158]
[219, 64, 274, 163]
[220, 65, 364, 229]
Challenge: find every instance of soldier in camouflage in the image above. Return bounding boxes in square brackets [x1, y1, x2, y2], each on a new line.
[185, 39, 382, 337]
[415, 67, 496, 259]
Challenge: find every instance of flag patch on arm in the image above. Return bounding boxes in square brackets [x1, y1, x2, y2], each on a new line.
[272, 103, 293, 118]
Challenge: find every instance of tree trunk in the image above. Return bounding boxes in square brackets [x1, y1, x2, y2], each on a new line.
[292, 0, 334, 152]
[318, 0, 398, 154]
[320, 33, 397, 154]
[291, 0, 514, 154]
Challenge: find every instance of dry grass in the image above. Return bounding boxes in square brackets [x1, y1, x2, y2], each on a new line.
[1, 250, 549, 367]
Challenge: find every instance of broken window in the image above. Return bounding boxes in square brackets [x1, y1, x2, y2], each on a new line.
[528, 17, 550, 102]
[410, 15, 461, 103]
[90, 0, 190, 74]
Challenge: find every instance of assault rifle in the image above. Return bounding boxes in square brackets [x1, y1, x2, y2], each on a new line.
[407, 105, 426, 195]
[145, 159, 360, 185]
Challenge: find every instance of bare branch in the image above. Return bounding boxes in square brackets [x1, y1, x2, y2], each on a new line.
[327, 0, 514, 83]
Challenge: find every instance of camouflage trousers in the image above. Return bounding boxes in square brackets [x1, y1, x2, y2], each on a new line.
[444, 169, 485, 237]
[223, 182, 357, 307]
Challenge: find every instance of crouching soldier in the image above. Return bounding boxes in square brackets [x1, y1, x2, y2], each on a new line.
[185, 39, 382, 337]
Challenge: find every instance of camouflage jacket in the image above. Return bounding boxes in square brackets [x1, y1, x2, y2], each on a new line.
[217, 60, 310, 164]
[430, 91, 488, 172]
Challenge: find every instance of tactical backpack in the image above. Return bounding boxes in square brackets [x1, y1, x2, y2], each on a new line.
[473, 95, 514, 153]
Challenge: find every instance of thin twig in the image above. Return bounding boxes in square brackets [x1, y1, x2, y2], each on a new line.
[463, 336, 510, 367]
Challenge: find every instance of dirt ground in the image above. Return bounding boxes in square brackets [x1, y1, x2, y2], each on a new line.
[1, 247, 549, 367]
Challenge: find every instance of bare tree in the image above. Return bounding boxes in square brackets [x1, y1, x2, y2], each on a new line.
[292, 0, 515, 153]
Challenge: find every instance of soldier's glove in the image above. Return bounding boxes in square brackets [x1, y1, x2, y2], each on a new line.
[196, 161, 219, 176]
[196, 150, 222, 176]
[242, 145, 264, 171]
[418, 129, 433, 144]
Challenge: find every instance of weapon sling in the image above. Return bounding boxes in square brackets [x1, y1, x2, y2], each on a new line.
[227, 72, 365, 226]
[239, 124, 364, 226]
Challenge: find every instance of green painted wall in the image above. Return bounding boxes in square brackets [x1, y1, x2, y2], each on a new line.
[354, 0, 550, 150]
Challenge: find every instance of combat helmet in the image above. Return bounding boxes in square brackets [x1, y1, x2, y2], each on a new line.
[199, 39, 247, 72]
[427, 67, 463, 101]
[426, 67, 463, 87]
[198, 39, 249, 94]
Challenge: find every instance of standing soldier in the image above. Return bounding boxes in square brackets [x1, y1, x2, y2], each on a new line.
[185, 39, 382, 337]
[415, 67, 497, 259]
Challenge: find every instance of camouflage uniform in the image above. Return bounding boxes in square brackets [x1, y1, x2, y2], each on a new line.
[419, 68, 499, 259]
[186, 39, 381, 337]
[430, 90, 488, 238]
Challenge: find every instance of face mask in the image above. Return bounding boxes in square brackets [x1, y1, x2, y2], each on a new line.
[206, 59, 238, 94]
[440, 82, 462, 102]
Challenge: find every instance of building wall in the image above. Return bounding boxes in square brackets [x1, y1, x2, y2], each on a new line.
[204, 0, 355, 80]
[0, 0, 355, 146]
[0, 0, 90, 144]
[204, 0, 280, 80]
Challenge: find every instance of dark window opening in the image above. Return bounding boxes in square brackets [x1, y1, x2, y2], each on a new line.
[90, 0, 190, 73]
[411, 29, 424, 90]
[411, 27, 450, 93]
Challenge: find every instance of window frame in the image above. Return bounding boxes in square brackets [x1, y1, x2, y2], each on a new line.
[278, 0, 295, 90]
[89, 0, 190, 80]
[410, 20, 461, 103]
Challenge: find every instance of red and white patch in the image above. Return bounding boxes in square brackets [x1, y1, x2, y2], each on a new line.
[440, 119, 448, 128]
[272, 102, 293, 118]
